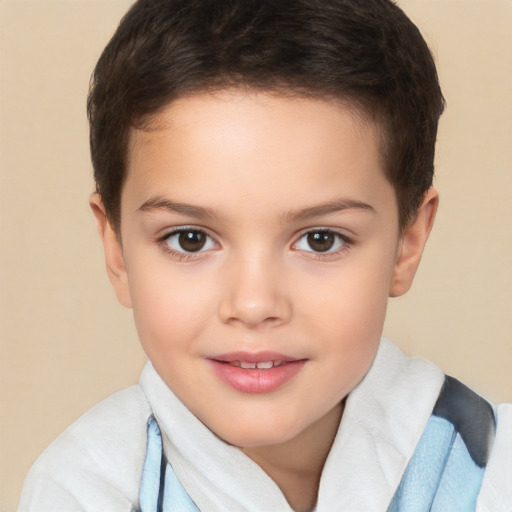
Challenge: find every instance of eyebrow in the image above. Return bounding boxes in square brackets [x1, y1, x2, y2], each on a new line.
[138, 195, 375, 222]
[281, 198, 375, 223]
[138, 196, 221, 220]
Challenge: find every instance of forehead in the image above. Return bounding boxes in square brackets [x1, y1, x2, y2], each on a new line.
[123, 90, 393, 220]
[129, 90, 379, 156]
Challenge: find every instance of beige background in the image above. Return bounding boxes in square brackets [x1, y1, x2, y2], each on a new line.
[1, 1, 511, 510]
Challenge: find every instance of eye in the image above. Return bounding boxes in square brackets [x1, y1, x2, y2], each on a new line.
[162, 228, 217, 253]
[293, 229, 348, 253]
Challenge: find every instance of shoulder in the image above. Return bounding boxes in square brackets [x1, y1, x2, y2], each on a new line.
[384, 366, 511, 512]
[416, 376, 512, 511]
[18, 385, 152, 512]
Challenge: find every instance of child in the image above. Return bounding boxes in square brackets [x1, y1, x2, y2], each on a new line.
[17, 0, 511, 510]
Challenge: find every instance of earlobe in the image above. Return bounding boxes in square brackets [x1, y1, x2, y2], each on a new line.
[389, 187, 438, 297]
[89, 194, 132, 308]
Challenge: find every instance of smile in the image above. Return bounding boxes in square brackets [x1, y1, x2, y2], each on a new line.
[208, 352, 306, 393]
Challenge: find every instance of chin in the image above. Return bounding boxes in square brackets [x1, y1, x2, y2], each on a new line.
[212, 417, 305, 448]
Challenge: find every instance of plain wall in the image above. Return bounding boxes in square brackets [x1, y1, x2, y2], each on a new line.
[1, 1, 511, 510]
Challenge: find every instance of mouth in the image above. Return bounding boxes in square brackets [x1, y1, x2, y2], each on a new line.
[208, 351, 306, 393]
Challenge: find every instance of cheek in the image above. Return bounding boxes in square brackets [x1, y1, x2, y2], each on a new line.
[300, 254, 393, 334]
[315, 281, 387, 398]
[296, 249, 395, 384]
[127, 260, 215, 356]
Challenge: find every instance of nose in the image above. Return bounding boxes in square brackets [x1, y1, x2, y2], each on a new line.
[217, 252, 292, 329]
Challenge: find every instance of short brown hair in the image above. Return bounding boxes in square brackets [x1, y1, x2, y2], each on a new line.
[88, 0, 444, 230]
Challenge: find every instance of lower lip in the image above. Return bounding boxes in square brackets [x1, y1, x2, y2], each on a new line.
[209, 360, 306, 394]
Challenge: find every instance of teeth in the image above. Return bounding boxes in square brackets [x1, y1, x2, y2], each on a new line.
[233, 360, 285, 370]
[226, 360, 288, 369]
[256, 361, 273, 369]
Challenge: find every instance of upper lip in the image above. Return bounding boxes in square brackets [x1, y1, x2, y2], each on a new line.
[210, 351, 301, 363]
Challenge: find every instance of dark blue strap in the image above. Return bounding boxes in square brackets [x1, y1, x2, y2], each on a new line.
[432, 376, 495, 467]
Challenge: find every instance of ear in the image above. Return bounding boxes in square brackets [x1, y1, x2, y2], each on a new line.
[389, 187, 438, 297]
[89, 194, 132, 308]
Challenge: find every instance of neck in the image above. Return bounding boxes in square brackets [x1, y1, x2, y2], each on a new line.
[242, 402, 344, 512]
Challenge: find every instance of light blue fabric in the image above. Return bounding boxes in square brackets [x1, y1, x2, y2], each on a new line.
[162, 453, 200, 512]
[139, 418, 199, 512]
[387, 416, 485, 512]
[139, 419, 164, 512]
[431, 433, 485, 512]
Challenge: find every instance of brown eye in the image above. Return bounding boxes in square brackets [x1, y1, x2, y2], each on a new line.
[178, 231, 207, 252]
[306, 231, 336, 252]
[163, 229, 216, 254]
[293, 229, 348, 255]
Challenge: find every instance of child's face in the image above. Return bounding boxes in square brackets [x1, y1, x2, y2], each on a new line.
[95, 90, 431, 449]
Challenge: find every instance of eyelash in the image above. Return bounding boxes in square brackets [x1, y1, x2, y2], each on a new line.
[292, 229, 353, 260]
[156, 226, 218, 261]
[156, 227, 353, 261]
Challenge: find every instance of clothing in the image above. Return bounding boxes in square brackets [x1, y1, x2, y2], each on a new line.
[18, 339, 512, 512]
[136, 390, 493, 512]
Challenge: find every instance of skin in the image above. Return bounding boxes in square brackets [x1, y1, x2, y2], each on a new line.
[91, 89, 437, 512]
